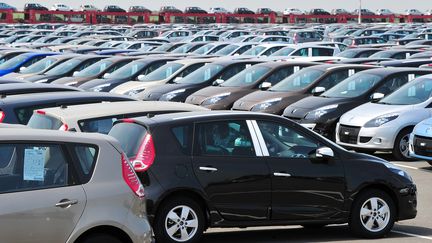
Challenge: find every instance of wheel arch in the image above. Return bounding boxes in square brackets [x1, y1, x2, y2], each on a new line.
[74, 225, 132, 243]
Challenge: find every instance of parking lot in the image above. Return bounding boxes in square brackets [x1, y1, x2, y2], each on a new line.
[205, 158, 432, 243]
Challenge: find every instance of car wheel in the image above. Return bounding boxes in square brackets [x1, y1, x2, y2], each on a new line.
[154, 197, 205, 243]
[80, 233, 123, 243]
[349, 189, 395, 238]
[393, 128, 413, 161]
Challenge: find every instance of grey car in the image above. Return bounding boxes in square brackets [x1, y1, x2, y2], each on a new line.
[0, 128, 153, 243]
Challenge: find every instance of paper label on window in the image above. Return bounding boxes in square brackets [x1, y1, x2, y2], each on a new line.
[293, 66, 300, 73]
[23, 148, 45, 181]
[348, 69, 355, 76]
[408, 74, 415, 82]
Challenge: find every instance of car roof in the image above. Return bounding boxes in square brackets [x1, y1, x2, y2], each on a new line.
[37, 101, 208, 120]
[356, 67, 432, 76]
[0, 91, 134, 105]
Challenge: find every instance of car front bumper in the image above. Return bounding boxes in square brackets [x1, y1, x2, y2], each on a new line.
[336, 123, 397, 150]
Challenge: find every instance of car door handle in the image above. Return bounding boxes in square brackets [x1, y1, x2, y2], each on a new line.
[55, 199, 78, 208]
[199, 166, 218, 172]
[273, 172, 292, 177]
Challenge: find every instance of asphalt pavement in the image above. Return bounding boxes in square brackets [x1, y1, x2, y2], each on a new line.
[203, 156, 432, 243]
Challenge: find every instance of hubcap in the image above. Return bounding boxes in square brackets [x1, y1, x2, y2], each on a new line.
[360, 197, 390, 232]
[399, 134, 410, 159]
[165, 205, 198, 242]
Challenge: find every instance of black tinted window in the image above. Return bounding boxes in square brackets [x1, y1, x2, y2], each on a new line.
[172, 125, 191, 154]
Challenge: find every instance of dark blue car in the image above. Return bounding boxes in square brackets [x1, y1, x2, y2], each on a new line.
[0, 52, 58, 76]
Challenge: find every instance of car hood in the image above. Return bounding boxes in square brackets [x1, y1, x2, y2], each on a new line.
[52, 76, 92, 85]
[110, 80, 168, 95]
[340, 103, 413, 126]
[283, 96, 351, 118]
[186, 86, 245, 104]
[24, 74, 50, 82]
[78, 78, 125, 90]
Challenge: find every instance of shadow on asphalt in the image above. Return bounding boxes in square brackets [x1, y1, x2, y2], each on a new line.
[203, 225, 409, 242]
[395, 224, 432, 236]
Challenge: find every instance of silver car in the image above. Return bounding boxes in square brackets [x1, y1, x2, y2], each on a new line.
[0, 128, 152, 243]
[337, 74, 432, 161]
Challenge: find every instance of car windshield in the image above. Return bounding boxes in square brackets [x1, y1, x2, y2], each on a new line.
[379, 77, 432, 105]
[19, 56, 57, 74]
[214, 45, 239, 55]
[176, 64, 224, 84]
[221, 66, 271, 87]
[0, 54, 30, 70]
[242, 46, 266, 56]
[74, 60, 113, 77]
[322, 73, 382, 98]
[105, 61, 146, 79]
[269, 68, 324, 92]
[171, 43, 194, 53]
[369, 51, 395, 58]
[138, 62, 184, 81]
[271, 47, 295, 56]
[337, 49, 361, 58]
[44, 59, 81, 75]
[152, 43, 174, 52]
[192, 44, 215, 54]
[115, 42, 131, 49]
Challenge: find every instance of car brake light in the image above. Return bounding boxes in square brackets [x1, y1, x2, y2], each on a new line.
[132, 133, 155, 172]
[122, 118, 135, 123]
[0, 111, 4, 123]
[325, 60, 334, 64]
[122, 153, 145, 198]
[59, 123, 69, 131]
[36, 110, 46, 115]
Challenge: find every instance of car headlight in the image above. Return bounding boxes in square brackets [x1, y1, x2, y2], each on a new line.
[364, 113, 399, 127]
[305, 104, 338, 120]
[126, 88, 145, 97]
[92, 83, 111, 92]
[384, 163, 412, 182]
[201, 92, 231, 106]
[160, 89, 185, 101]
[35, 79, 48, 83]
[251, 98, 282, 112]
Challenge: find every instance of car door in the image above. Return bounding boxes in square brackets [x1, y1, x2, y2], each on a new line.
[252, 120, 346, 220]
[0, 143, 86, 243]
[192, 119, 271, 221]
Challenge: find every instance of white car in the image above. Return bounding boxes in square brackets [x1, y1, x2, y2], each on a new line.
[283, 8, 304, 15]
[80, 4, 100, 11]
[209, 7, 229, 14]
[376, 9, 393, 15]
[426, 10, 432, 15]
[51, 3, 72, 11]
[405, 9, 423, 15]
[337, 74, 432, 161]
[409, 117, 432, 164]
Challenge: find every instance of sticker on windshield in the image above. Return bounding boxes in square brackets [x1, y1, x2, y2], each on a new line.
[293, 66, 300, 73]
[408, 74, 415, 81]
[23, 147, 46, 181]
[348, 69, 355, 76]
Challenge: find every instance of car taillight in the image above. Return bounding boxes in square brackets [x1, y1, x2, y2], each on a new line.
[0, 111, 4, 123]
[122, 153, 145, 198]
[59, 123, 69, 131]
[325, 60, 335, 64]
[132, 133, 155, 172]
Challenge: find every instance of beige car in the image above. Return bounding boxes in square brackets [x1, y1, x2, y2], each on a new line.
[0, 128, 152, 243]
[27, 100, 207, 133]
[110, 58, 220, 96]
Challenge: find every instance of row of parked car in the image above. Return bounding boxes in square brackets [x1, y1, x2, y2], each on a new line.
[0, 22, 430, 242]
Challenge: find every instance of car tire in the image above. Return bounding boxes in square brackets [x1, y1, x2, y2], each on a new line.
[393, 128, 414, 161]
[154, 197, 205, 243]
[80, 233, 123, 243]
[349, 189, 395, 238]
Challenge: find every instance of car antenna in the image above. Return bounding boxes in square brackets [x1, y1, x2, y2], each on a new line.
[147, 113, 155, 118]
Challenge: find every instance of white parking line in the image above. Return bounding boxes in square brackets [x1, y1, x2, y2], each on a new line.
[392, 163, 419, 170]
[392, 230, 432, 240]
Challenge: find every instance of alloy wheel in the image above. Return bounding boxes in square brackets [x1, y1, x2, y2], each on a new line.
[360, 197, 390, 232]
[165, 205, 199, 242]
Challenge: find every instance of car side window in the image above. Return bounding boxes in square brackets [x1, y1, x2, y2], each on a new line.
[292, 48, 308, 57]
[316, 70, 350, 90]
[376, 74, 409, 95]
[263, 67, 294, 85]
[218, 64, 249, 81]
[0, 144, 71, 194]
[73, 145, 97, 177]
[256, 121, 319, 158]
[312, 48, 333, 56]
[139, 61, 168, 76]
[196, 120, 255, 157]
[172, 125, 192, 154]
[261, 46, 284, 56]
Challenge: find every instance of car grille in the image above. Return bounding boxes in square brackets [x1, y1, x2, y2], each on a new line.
[413, 135, 432, 157]
[338, 125, 361, 144]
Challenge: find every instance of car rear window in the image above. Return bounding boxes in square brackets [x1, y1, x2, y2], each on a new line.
[108, 122, 147, 158]
[27, 113, 63, 130]
[79, 117, 118, 134]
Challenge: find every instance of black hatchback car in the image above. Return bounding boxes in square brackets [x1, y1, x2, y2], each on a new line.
[109, 111, 417, 243]
[283, 68, 432, 139]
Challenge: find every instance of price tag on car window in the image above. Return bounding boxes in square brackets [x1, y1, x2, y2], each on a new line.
[408, 74, 415, 81]
[294, 66, 300, 73]
[406, 53, 411, 58]
[348, 69, 355, 76]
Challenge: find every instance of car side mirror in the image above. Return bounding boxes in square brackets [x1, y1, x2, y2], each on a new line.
[371, 92, 385, 102]
[259, 81, 272, 90]
[72, 71, 79, 76]
[212, 79, 224, 86]
[316, 147, 334, 159]
[19, 66, 26, 71]
[312, 86, 326, 96]
[103, 73, 110, 79]
[137, 74, 145, 81]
